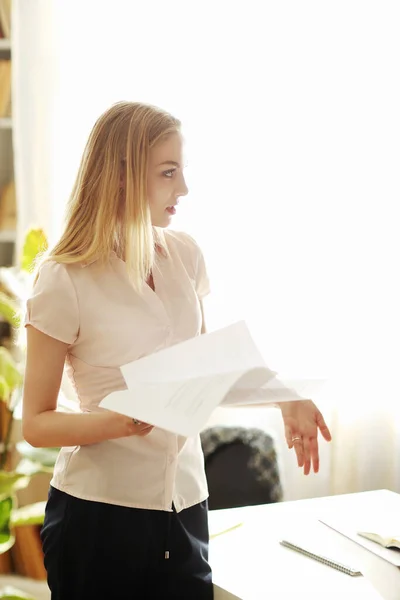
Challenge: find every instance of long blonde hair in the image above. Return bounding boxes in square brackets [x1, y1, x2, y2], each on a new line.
[47, 101, 180, 289]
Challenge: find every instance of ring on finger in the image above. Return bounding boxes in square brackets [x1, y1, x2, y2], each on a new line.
[291, 436, 302, 443]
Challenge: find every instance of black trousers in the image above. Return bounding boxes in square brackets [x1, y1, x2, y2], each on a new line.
[41, 486, 213, 599]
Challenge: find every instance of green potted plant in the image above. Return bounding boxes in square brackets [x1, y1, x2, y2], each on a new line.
[0, 229, 56, 599]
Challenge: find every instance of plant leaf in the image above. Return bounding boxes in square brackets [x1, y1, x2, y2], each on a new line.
[11, 501, 46, 528]
[0, 496, 15, 554]
[0, 472, 31, 500]
[0, 586, 36, 600]
[16, 440, 59, 467]
[0, 266, 30, 303]
[0, 375, 10, 403]
[0, 347, 23, 404]
[15, 458, 54, 477]
[0, 535, 14, 556]
[20, 229, 48, 273]
[0, 496, 13, 531]
[0, 291, 20, 328]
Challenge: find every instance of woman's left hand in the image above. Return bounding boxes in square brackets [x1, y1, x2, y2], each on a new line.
[278, 400, 332, 475]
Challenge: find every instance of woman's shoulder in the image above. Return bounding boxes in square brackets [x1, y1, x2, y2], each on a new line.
[163, 229, 203, 258]
[164, 229, 209, 297]
[37, 258, 70, 272]
[26, 260, 80, 344]
[34, 259, 82, 290]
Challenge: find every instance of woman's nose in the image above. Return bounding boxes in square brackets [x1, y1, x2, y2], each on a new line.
[177, 173, 189, 197]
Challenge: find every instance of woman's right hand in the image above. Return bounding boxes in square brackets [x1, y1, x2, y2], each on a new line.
[99, 411, 154, 440]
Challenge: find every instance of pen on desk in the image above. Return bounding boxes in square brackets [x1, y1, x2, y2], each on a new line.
[279, 540, 362, 577]
[210, 522, 244, 539]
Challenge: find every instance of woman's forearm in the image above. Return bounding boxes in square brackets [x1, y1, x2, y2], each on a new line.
[23, 410, 114, 448]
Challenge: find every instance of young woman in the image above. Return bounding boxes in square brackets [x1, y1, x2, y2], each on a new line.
[22, 101, 332, 599]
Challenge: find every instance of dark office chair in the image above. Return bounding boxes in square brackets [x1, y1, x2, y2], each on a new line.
[201, 426, 283, 510]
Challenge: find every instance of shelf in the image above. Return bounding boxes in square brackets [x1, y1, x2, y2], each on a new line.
[0, 230, 16, 243]
[0, 117, 12, 129]
[0, 38, 11, 51]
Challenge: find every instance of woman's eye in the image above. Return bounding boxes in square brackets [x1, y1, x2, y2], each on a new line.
[163, 169, 176, 178]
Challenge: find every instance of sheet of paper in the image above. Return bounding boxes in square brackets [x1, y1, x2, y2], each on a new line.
[120, 320, 268, 382]
[221, 375, 326, 405]
[101, 368, 272, 437]
[100, 321, 310, 436]
[320, 511, 400, 567]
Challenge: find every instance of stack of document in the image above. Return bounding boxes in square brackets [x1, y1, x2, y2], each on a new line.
[100, 321, 322, 436]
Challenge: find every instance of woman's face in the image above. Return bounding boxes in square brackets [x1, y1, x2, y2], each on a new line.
[147, 132, 188, 228]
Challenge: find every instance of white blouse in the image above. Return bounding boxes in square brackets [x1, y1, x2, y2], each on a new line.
[25, 230, 210, 513]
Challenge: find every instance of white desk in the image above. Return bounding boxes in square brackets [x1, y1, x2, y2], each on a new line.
[209, 489, 400, 600]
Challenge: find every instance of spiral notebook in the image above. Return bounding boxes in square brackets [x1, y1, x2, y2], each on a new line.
[279, 539, 362, 576]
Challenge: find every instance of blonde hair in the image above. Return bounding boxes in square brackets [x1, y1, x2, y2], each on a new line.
[46, 101, 180, 289]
